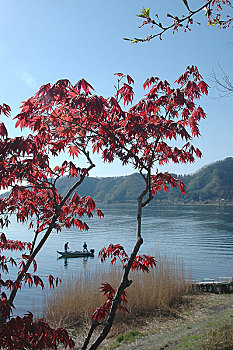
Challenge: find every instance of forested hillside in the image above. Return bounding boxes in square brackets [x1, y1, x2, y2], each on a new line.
[55, 157, 233, 204]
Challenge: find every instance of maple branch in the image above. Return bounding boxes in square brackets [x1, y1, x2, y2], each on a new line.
[59, 149, 95, 210]
[59, 111, 147, 171]
[46, 90, 148, 171]
[142, 169, 153, 208]
[114, 75, 125, 102]
[3, 332, 34, 349]
[83, 157, 152, 349]
[7, 215, 58, 308]
[136, 190, 147, 241]
[16, 163, 52, 188]
[53, 95, 149, 173]
[31, 213, 40, 253]
[5, 150, 95, 316]
[86, 237, 143, 350]
[124, 0, 230, 43]
[139, 169, 147, 182]
[81, 320, 100, 350]
[136, 169, 154, 240]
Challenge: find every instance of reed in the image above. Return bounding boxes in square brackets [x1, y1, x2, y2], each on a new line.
[43, 250, 191, 328]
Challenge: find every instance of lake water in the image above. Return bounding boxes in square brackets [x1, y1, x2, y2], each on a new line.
[2, 204, 233, 317]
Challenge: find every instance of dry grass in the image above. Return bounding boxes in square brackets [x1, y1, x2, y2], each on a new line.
[126, 254, 190, 316]
[200, 324, 233, 350]
[43, 250, 191, 328]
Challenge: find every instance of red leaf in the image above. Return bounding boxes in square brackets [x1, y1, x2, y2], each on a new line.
[198, 81, 208, 95]
[68, 145, 80, 159]
[25, 274, 33, 288]
[33, 259, 37, 272]
[56, 277, 61, 287]
[96, 208, 104, 218]
[92, 307, 106, 320]
[99, 282, 115, 296]
[0, 233, 7, 245]
[126, 75, 134, 85]
[19, 261, 26, 273]
[195, 148, 202, 158]
[76, 78, 94, 94]
[33, 275, 44, 289]
[34, 83, 51, 98]
[48, 274, 55, 288]
[1, 104, 11, 117]
[143, 76, 159, 89]
[0, 122, 8, 138]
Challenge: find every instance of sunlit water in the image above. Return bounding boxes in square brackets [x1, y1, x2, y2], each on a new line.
[2, 204, 233, 316]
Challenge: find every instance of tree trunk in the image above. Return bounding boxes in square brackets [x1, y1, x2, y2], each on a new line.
[82, 188, 148, 350]
[86, 237, 143, 350]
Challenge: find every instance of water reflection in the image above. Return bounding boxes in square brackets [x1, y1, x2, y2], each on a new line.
[58, 256, 93, 268]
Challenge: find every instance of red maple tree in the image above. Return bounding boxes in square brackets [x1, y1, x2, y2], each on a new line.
[0, 65, 208, 349]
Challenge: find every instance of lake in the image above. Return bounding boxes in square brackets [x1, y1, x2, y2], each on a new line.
[2, 203, 233, 316]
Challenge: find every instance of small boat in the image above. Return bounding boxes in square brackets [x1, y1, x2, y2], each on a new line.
[57, 249, 95, 258]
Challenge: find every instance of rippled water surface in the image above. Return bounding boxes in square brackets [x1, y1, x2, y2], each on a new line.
[3, 204, 233, 316]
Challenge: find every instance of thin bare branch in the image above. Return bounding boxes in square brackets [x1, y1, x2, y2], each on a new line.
[124, 1, 233, 43]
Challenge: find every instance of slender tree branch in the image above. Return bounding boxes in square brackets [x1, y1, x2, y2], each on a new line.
[58, 153, 95, 210]
[210, 63, 233, 97]
[123, 0, 233, 43]
[82, 165, 154, 349]
[30, 213, 40, 254]
[7, 214, 58, 307]
[87, 237, 143, 350]
[6, 149, 96, 313]
[48, 96, 148, 171]
[81, 320, 100, 350]
[3, 332, 35, 349]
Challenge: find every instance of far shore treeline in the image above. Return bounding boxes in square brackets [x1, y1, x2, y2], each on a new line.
[56, 157, 233, 205]
[1, 157, 233, 204]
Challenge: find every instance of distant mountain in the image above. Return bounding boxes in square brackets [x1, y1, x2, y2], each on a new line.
[181, 157, 233, 203]
[1, 157, 232, 203]
[55, 172, 145, 204]
[55, 157, 233, 204]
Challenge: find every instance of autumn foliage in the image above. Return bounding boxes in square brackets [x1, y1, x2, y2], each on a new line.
[0, 233, 75, 349]
[99, 244, 156, 273]
[0, 66, 208, 349]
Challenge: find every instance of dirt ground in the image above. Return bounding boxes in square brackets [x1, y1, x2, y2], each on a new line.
[64, 293, 233, 350]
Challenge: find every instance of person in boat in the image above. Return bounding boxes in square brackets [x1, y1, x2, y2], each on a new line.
[83, 242, 88, 252]
[64, 242, 69, 252]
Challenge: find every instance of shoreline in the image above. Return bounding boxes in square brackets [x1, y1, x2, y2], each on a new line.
[60, 293, 233, 350]
[96, 201, 233, 206]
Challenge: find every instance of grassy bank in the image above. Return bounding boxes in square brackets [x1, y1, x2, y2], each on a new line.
[103, 294, 233, 350]
[43, 251, 191, 328]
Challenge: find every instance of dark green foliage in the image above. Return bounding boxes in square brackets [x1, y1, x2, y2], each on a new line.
[55, 173, 145, 203]
[46, 157, 233, 204]
[184, 157, 233, 203]
[115, 330, 141, 344]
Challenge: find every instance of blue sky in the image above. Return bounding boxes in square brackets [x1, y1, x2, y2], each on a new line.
[0, 0, 232, 177]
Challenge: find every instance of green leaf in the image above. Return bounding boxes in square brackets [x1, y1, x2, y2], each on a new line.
[137, 7, 150, 19]
[137, 13, 146, 18]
